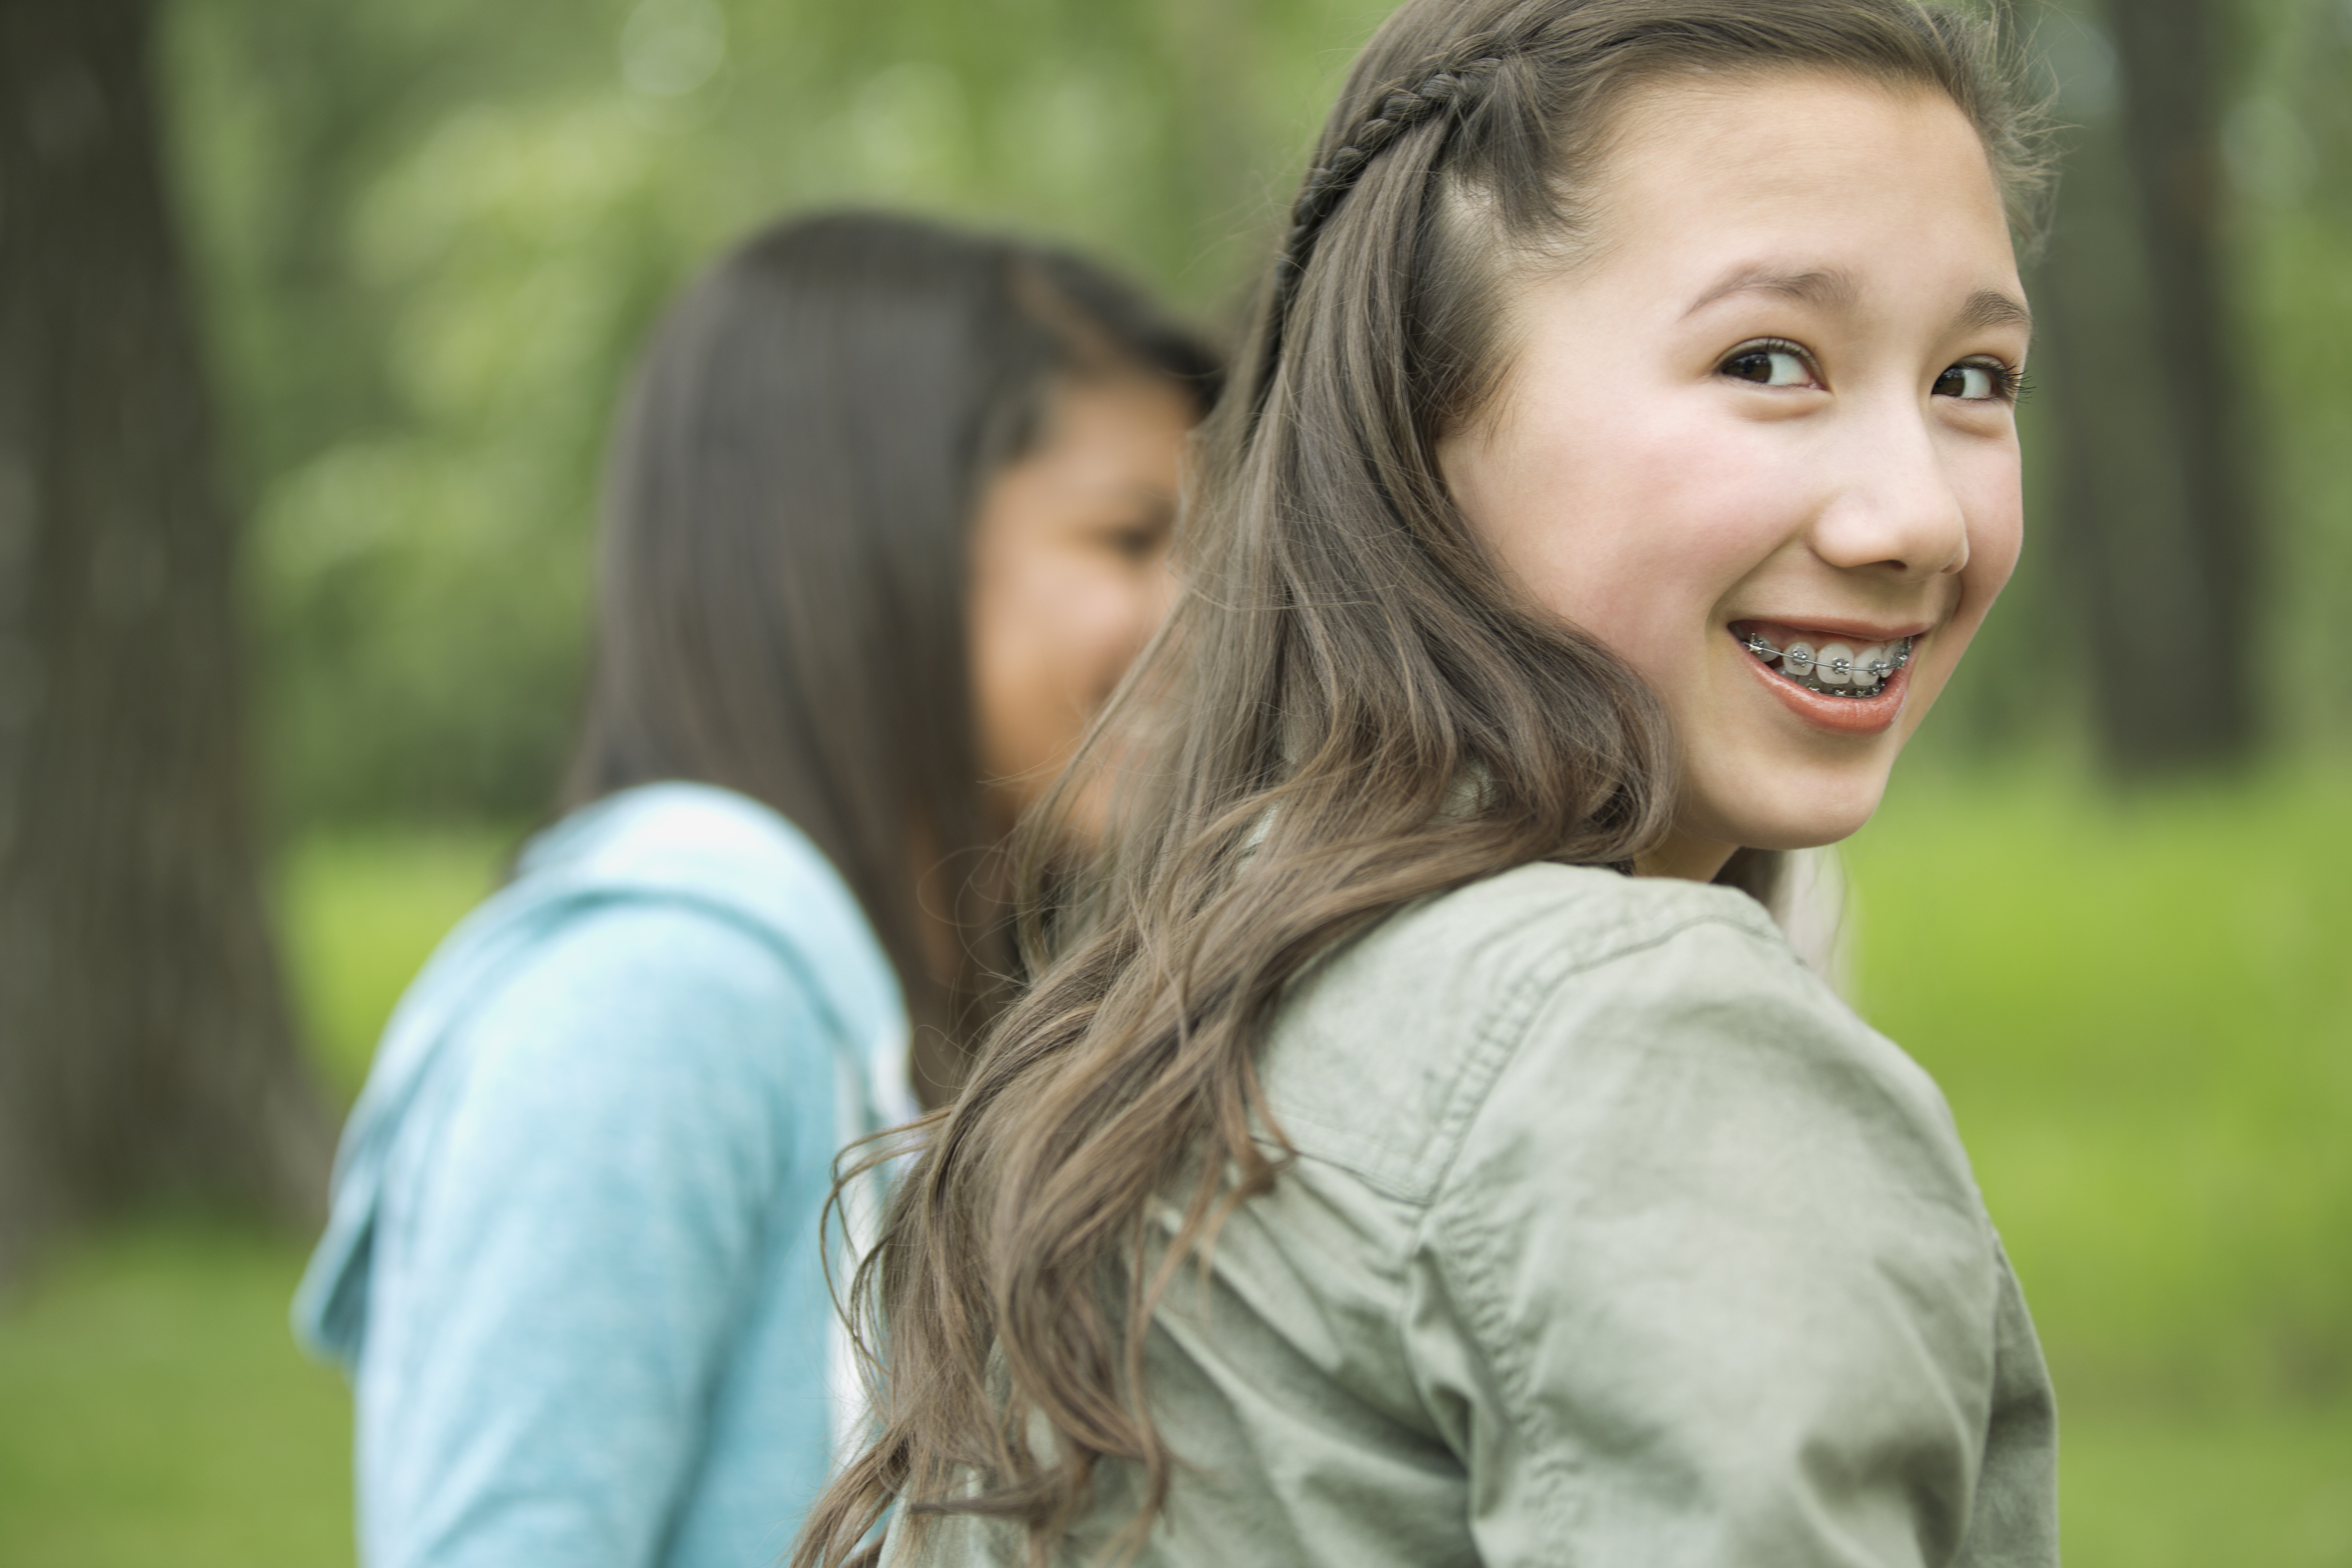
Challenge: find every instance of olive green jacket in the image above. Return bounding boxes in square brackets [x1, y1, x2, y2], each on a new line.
[886, 863, 2059, 1567]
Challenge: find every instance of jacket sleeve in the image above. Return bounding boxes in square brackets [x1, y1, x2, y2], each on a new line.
[1408, 914, 2043, 1568]
[356, 901, 835, 1568]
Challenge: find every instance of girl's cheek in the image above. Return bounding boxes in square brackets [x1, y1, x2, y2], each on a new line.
[1971, 520, 2023, 603]
[1662, 464, 1822, 608]
[1957, 467, 2025, 608]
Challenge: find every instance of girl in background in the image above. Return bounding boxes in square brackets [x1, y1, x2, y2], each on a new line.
[295, 211, 1218, 1568]
[805, 2, 2057, 1564]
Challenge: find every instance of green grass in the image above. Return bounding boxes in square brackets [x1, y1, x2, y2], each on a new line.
[4, 781, 2351, 1564]
[0, 1221, 356, 1568]
[1845, 764, 2352, 1565]
[1846, 768, 2352, 1413]
[2056, 1408, 2352, 1567]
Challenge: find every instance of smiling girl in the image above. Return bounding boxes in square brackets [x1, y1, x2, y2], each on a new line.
[801, 4, 2056, 1565]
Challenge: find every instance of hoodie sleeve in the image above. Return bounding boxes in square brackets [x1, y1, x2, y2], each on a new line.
[353, 898, 841, 1568]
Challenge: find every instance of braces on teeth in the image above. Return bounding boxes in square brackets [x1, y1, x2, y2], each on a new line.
[1741, 631, 1913, 696]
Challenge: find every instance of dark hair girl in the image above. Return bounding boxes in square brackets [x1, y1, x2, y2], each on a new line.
[802, 4, 2059, 1565]
[565, 213, 1220, 1095]
[295, 210, 1219, 1568]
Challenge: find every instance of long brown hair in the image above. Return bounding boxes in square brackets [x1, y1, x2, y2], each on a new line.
[800, 4, 2049, 1561]
[560, 211, 1218, 1104]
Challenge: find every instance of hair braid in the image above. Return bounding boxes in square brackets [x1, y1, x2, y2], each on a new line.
[1255, 34, 1518, 413]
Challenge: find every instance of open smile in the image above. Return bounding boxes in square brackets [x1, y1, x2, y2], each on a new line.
[1729, 619, 1925, 734]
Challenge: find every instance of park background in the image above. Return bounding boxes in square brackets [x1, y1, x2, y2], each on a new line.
[0, 0, 2348, 1561]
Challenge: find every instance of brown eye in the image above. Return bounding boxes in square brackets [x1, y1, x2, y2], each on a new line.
[1934, 361, 2008, 401]
[1718, 342, 1815, 387]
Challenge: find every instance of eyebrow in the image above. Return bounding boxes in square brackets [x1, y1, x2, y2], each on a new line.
[1683, 265, 2034, 343]
[1956, 286, 2034, 338]
[1683, 265, 1861, 317]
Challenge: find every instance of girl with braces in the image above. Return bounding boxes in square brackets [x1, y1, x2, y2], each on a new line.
[804, 3, 2056, 1564]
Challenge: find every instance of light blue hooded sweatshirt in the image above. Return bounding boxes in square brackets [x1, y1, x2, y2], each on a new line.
[294, 783, 914, 1568]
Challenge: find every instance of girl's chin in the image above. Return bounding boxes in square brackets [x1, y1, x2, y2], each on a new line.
[1684, 771, 1890, 857]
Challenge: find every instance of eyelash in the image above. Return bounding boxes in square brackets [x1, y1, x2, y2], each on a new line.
[1718, 337, 1819, 388]
[1951, 357, 2034, 404]
[1715, 340, 2032, 404]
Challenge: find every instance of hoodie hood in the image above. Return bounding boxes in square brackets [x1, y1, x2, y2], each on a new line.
[290, 782, 913, 1368]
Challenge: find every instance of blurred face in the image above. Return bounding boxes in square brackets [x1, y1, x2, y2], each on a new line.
[1439, 72, 2028, 880]
[968, 372, 1195, 834]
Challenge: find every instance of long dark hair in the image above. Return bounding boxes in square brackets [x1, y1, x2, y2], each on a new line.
[560, 211, 1220, 1104]
[799, 5, 2051, 1563]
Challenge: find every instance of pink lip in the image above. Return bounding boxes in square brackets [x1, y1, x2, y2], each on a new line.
[1732, 615, 1934, 644]
[1728, 621, 1920, 736]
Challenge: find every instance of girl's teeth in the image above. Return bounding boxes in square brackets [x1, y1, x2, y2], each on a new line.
[1742, 627, 1913, 696]
[1850, 642, 1886, 691]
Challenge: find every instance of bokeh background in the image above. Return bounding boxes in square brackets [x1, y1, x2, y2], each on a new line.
[1, 0, 2348, 1562]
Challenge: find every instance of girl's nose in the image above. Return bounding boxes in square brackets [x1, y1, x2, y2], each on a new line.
[1807, 405, 1971, 582]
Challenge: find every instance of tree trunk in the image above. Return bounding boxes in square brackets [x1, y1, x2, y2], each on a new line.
[2101, 0, 2257, 765]
[2034, 0, 2258, 772]
[0, 0, 330, 1283]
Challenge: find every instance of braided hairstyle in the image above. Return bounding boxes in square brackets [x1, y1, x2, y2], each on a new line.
[794, 6, 2049, 1565]
[1253, 29, 1520, 416]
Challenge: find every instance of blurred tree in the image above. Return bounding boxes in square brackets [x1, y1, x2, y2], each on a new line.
[165, 0, 1395, 829]
[2103, 0, 2260, 764]
[2235, 0, 2352, 748]
[0, 0, 330, 1280]
[2032, 0, 2260, 770]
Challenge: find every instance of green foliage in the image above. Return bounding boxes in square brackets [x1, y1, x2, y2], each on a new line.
[274, 828, 518, 1104]
[162, 0, 1396, 826]
[159, 0, 2352, 823]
